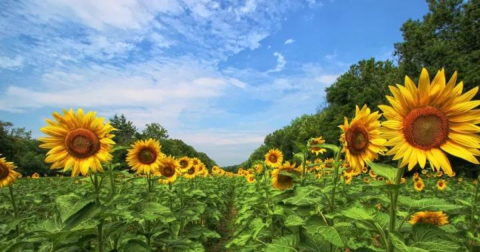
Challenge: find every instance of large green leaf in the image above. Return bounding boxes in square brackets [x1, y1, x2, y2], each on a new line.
[342, 207, 374, 221]
[398, 197, 462, 211]
[265, 234, 299, 252]
[367, 161, 398, 183]
[282, 186, 321, 206]
[138, 202, 176, 223]
[249, 218, 265, 239]
[284, 215, 305, 227]
[55, 194, 92, 222]
[411, 240, 461, 252]
[62, 201, 100, 231]
[305, 225, 345, 247]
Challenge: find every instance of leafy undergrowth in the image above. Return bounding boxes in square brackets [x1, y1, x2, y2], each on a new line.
[0, 172, 235, 252]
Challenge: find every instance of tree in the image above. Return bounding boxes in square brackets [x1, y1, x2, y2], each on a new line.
[138, 123, 169, 140]
[109, 114, 138, 146]
[394, 0, 480, 98]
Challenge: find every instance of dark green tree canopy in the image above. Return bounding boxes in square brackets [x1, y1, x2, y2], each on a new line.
[395, 0, 480, 97]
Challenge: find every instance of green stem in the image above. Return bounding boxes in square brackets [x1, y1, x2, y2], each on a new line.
[263, 163, 274, 241]
[387, 164, 405, 252]
[8, 185, 19, 237]
[109, 165, 116, 196]
[146, 173, 153, 248]
[92, 173, 104, 252]
[329, 148, 342, 212]
[97, 221, 104, 252]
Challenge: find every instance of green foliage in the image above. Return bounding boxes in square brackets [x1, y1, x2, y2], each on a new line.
[395, 0, 480, 98]
[0, 120, 49, 176]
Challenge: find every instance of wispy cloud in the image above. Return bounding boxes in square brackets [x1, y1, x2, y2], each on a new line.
[0, 55, 24, 70]
[284, 38, 295, 44]
[266, 52, 287, 73]
[0, 0, 342, 166]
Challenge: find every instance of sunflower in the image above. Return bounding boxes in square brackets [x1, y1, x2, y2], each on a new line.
[39, 109, 116, 177]
[340, 105, 387, 172]
[377, 176, 385, 182]
[437, 179, 447, 190]
[362, 167, 368, 173]
[409, 211, 449, 226]
[246, 175, 255, 184]
[309, 136, 327, 155]
[363, 177, 371, 184]
[195, 163, 206, 174]
[191, 158, 202, 167]
[272, 162, 298, 190]
[178, 157, 193, 172]
[184, 166, 196, 179]
[0, 156, 21, 188]
[200, 168, 209, 177]
[414, 180, 425, 192]
[32, 173, 40, 179]
[254, 163, 263, 174]
[265, 149, 283, 168]
[322, 158, 335, 169]
[158, 156, 180, 184]
[369, 169, 377, 178]
[126, 139, 163, 175]
[343, 167, 355, 177]
[212, 166, 220, 174]
[458, 177, 463, 182]
[379, 69, 480, 175]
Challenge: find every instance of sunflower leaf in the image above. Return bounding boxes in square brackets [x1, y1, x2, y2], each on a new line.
[311, 144, 339, 154]
[367, 161, 398, 182]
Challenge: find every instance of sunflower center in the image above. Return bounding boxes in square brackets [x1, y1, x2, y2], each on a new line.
[179, 160, 188, 168]
[187, 167, 195, 175]
[347, 125, 369, 154]
[0, 163, 10, 180]
[311, 140, 320, 151]
[439, 182, 444, 187]
[277, 173, 293, 184]
[162, 166, 175, 177]
[65, 128, 100, 158]
[403, 106, 449, 150]
[269, 154, 278, 163]
[138, 148, 157, 164]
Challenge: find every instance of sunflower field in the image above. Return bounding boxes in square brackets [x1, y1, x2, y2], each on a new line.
[0, 68, 479, 252]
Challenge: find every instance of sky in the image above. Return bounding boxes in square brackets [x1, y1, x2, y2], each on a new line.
[0, 0, 428, 166]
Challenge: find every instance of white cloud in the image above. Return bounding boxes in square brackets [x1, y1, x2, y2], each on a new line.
[284, 38, 295, 44]
[0, 0, 325, 166]
[267, 52, 286, 73]
[315, 74, 339, 85]
[0, 55, 24, 69]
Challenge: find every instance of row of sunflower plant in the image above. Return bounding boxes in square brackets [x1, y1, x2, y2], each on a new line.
[0, 109, 237, 251]
[225, 68, 480, 252]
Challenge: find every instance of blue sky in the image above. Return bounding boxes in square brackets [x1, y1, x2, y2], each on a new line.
[0, 0, 428, 166]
